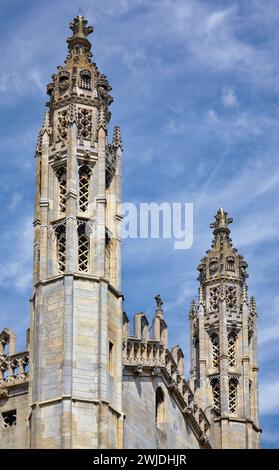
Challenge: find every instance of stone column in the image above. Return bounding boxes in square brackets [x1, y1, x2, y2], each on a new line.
[39, 129, 50, 280]
[219, 289, 229, 416]
[198, 289, 206, 411]
[66, 105, 78, 273]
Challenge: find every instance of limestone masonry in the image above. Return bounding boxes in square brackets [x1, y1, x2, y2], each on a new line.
[0, 16, 261, 449]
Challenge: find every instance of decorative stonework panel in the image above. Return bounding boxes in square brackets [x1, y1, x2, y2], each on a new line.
[209, 285, 237, 312]
[56, 167, 67, 214]
[0, 352, 29, 386]
[209, 286, 220, 313]
[229, 378, 238, 415]
[78, 165, 91, 213]
[55, 223, 66, 273]
[77, 221, 89, 272]
[57, 109, 69, 142]
[226, 285, 237, 310]
[211, 335, 219, 368]
[228, 332, 237, 367]
[210, 377, 220, 414]
[77, 108, 92, 139]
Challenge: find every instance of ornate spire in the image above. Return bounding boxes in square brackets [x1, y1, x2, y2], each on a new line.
[67, 15, 93, 51]
[154, 294, 163, 318]
[210, 208, 233, 233]
[112, 126, 123, 150]
[189, 299, 197, 319]
[249, 296, 258, 316]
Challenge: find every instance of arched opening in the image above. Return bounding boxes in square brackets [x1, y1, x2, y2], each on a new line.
[155, 387, 166, 448]
[80, 70, 92, 90]
[56, 166, 67, 215]
[77, 222, 89, 272]
[78, 165, 91, 213]
[229, 378, 238, 415]
[155, 387, 165, 426]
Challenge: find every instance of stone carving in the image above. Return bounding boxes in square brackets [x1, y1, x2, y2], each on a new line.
[209, 284, 237, 312]
[57, 108, 69, 142]
[0, 352, 29, 386]
[77, 107, 92, 139]
[58, 71, 70, 91]
[0, 388, 8, 399]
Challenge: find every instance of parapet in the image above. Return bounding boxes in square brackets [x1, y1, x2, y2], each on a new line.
[0, 329, 30, 398]
[122, 296, 211, 446]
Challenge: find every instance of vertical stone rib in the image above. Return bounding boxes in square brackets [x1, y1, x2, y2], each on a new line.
[66, 114, 78, 273]
[39, 130, 49, 280]
[198, 292, 206, 411]
[242, 293, 250, 419]
[97, 125, 106, 275]
[219, 290, 229, 416]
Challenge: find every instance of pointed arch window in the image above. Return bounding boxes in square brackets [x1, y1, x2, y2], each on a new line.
[228, 332, 237, 368]
[55, 224, 66, 273]
[227, 257, 235, 272]
[56, 167, 67, 215]
[80, 70, 92, 90]
[211, 377, 220, 414]
[229, 378, 238, 415]
[78, 165, 91, 213]
[211, 334, 219, 368]
[156, 387, 165, 427]
[78, 222, 89, 272]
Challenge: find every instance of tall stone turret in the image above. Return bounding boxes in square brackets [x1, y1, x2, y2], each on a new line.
[189, 209, 261, 448]
[29, 16, 123, 448]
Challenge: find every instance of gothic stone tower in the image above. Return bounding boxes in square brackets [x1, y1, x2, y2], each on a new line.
[29, 16, 123, 448]
[189, 209, 261, 448]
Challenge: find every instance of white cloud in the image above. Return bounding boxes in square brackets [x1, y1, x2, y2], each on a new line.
[221, 86, 239, 107]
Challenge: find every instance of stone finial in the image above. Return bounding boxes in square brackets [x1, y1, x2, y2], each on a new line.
[67, 15, 93, 51]
[210, 208, 233, 233]
[189, 299, 197, 319]
[112, 125, 123, 150]
[249, 296, 258, 316]
[155, 294, 163, 317]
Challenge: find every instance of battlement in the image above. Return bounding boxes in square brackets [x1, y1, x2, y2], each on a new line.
[122, 297, 211, 445]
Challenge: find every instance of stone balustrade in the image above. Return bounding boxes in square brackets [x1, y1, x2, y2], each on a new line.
[0, 351, 29, 387]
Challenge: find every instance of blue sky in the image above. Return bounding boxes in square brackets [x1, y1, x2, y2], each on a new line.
[0, 0, 278, 448]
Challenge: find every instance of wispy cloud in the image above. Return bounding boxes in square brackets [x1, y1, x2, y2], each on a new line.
[221, 86, 239, 107]
[0, 216, 33, 294]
